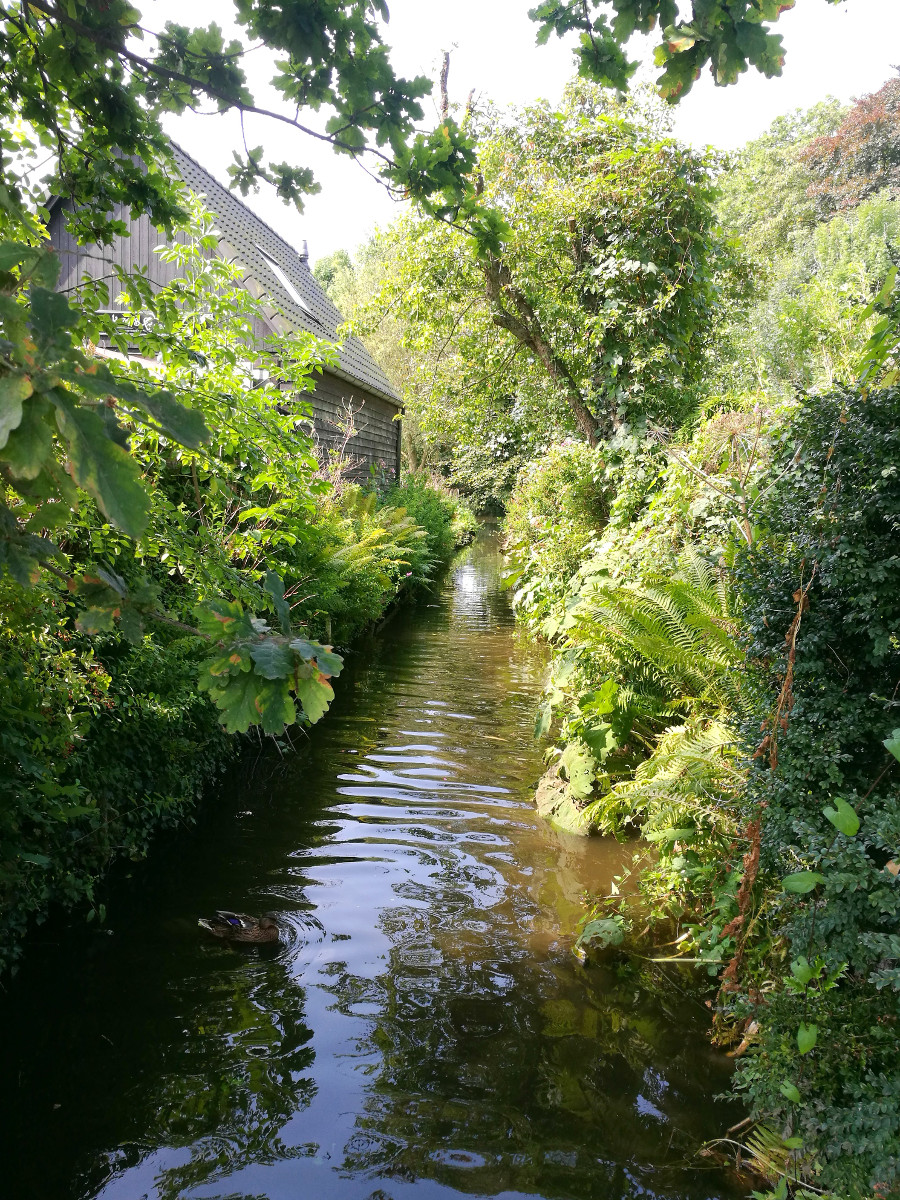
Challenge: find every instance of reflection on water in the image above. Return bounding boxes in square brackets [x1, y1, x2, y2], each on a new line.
[0, 535, 745, 1200]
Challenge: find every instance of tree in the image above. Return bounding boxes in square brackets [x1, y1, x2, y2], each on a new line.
[376, 85, 734, 458]
[711, 96, 900, 399]
[0, 1, 488, 230]
[313, 249, 355, 296]
[803, 72, 900, 219]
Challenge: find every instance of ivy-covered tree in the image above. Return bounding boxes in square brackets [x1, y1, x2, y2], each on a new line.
[374, 85, 736, 458]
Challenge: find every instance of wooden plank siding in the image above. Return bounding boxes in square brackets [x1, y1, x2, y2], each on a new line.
[311, 372, 401, 479]
[47, 160, 402, 480]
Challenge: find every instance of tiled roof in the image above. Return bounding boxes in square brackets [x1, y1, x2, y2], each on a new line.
[170, 144, 400, 407]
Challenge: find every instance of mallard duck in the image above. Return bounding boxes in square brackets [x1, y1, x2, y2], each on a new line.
[198, 910, 280, 943]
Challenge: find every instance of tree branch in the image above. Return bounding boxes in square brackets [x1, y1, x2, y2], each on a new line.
[20, 0, 396, 168]
[439, 51, 450, 122]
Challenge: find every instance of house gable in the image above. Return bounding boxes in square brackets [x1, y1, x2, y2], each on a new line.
[47, 144, 402, 477]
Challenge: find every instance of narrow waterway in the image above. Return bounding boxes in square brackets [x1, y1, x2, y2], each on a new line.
[0, 534, 744, 1200]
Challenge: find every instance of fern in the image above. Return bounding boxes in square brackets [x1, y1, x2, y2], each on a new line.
[552, 550, 748, 837]
[567, 550, 746, 722]
[585, 717, 742, 838]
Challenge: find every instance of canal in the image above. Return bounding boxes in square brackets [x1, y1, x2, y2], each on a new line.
[0, 534, 744, 1199]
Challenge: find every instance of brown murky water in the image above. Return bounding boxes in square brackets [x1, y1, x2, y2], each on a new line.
[0, 534, 745, 1200]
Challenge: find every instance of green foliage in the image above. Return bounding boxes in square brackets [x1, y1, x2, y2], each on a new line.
[368, 82, 738, 499]
[717, 189, 900, 396]
[716, 99, 847, 263]
[729, 386, 900, 1194]
[0, 0, 484, 231]
[858, 262, 900, 389]
[506, 424, 762, 939]
[525, 540, 748, 865]
[383, 473, 479, 563]
[506, 387, 900, 1189]
[505, 441, 611, 605]
[0, 193, 349, 737]
[528, 0, 839, 101]
[715, 87, 900, 401]
[0, 218, 209, 571]
[0, 574, 232, 973]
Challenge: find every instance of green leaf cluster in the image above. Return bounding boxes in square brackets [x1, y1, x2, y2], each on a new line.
[528, 1, 833, 102]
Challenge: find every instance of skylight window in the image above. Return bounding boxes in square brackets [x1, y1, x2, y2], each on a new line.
[256, 245, 311, 313]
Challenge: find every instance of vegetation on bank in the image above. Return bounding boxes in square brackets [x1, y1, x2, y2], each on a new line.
[2, 2, 900, 1195]
[509, 89, 900, 1197]
[333, 76, 900, 1197]
[0, 194, 477, 972]
[0, 452, 475, 971]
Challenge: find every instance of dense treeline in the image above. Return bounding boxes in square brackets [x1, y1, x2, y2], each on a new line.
[323, 75, 900, 1197]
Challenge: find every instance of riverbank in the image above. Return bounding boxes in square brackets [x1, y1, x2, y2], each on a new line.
[0, 476, 477, 975]
[505, 393, 900, 1197]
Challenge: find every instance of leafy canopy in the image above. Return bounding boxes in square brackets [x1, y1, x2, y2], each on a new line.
[0, 1, 506, 249]
[373, 85, 735, 464]
[803, 71, 900, 219]
[530, 1, 847, 102]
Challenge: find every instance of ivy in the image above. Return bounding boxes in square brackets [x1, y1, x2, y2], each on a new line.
[731, 385, 900, 1194]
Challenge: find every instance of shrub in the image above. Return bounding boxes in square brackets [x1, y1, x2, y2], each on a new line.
[383, 473, 479, 563]
[0, 578, 232, 972]
[513, 390, 900, 1194]
[504, 441, 611, 611]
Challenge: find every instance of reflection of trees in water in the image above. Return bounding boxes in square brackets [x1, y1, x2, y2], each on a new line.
[332, 928, 740, 1200]
[84, 956, 317, 1199]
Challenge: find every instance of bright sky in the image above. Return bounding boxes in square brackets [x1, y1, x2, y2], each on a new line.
[151, 0, 900, 264]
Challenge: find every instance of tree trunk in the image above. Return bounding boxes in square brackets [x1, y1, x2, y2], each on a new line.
[481, 255, 599, 446]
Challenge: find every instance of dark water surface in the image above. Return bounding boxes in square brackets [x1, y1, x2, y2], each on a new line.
[0, 535, 745, 1200]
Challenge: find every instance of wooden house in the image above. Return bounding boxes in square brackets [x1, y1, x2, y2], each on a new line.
[47, 144, 402, 477]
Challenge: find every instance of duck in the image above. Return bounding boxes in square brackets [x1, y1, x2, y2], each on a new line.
[198, 910, 281, 943]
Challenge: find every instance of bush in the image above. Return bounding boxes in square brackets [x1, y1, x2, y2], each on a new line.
[383, 473, 479, 563]
[0, 578, 232, 973]
[510, 391, 900, 1194]
[504, 441, 611, 612]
